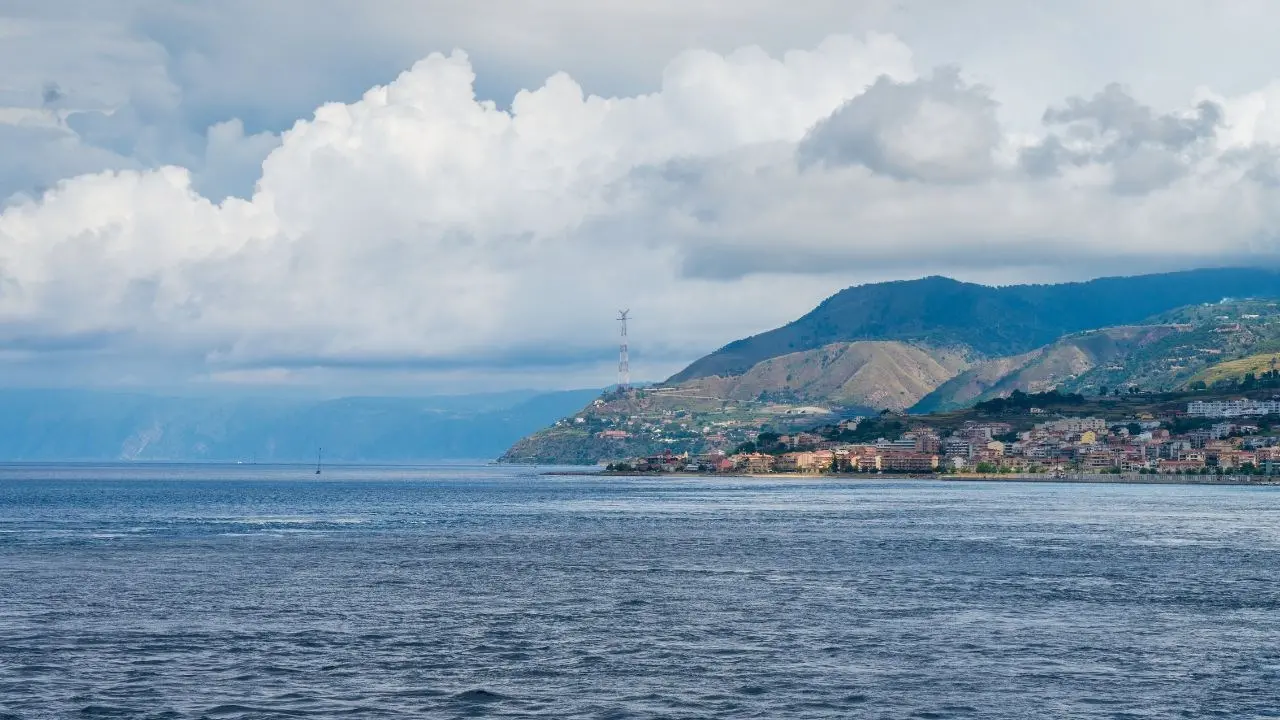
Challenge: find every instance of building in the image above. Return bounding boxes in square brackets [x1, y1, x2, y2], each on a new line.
[1188, 399, 1280, 418]
[1039, 417, 1107, 434]
[1157, 459, 1206, 474]
[636, 452, 688, 472]
[811, 450, 836, 471]
[913, 433, 942, 454]
[711, 457, 736, 473]
[774, 452, 819, 473]
[1210, 450, 1255, 469]
[880, 452, 939, 473]
[734, 453, 775, 474]
[1080, 451, 1116, 471]
[943, 438, 974, 458]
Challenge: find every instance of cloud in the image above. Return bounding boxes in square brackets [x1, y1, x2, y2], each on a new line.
[797, 67, 1000, 183]
[9, 1, 1280, 202]
[0, 36, 913, 389]
[1020, 83, 1225, 193]
[0, 122, 139, 205]
[5, 27, 1280, 391]
[40, 81, 64, 106]
[196, 119, 280, 201]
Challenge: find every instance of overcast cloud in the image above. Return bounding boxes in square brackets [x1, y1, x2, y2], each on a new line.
[6, 1, 1280, 392]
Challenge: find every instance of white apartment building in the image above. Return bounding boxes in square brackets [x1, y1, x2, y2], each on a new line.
[1036, 417, 1108, 434]
[1187, 399, 1280, 418]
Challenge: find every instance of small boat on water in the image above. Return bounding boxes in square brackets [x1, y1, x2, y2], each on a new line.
[315, 448, 323, 475]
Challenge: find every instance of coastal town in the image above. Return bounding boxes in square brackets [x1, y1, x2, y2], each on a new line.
[603, 397, 1280, 479]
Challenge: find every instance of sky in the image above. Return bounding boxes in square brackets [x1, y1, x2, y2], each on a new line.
[5, 1, 1280, 393]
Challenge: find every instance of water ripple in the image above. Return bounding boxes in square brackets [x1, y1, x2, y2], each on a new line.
[0, 466, 1277, 717]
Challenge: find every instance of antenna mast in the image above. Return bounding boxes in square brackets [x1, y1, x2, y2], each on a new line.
[617, 310, 631, 391]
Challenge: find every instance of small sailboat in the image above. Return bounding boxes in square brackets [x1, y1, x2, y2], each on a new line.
[315, 447, 323, 475]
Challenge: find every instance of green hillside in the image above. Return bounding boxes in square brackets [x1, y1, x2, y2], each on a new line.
[912, 326, 1169, 412]
[669, 268, 1280, 383]
[1187, 353, 1280, 387]
[913, 300, 1280, 411]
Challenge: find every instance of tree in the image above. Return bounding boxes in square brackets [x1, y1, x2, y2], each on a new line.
[1099, 386, 1109, 397]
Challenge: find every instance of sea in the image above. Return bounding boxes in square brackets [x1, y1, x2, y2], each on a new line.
[1, 463, 1278, 719]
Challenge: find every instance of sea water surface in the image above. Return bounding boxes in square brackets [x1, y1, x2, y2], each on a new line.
[1, 464, 1278, 719]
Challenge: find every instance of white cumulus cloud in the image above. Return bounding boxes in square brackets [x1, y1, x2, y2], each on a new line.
[0, 34, 916, 389]
[4, 29, 1280, 392]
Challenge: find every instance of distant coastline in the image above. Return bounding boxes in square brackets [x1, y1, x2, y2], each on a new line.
[544, 470, 1280, 487]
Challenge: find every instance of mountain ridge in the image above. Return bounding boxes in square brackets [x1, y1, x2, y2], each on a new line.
[502, 268, 1280, 464]
[669, 268, 1280, 383]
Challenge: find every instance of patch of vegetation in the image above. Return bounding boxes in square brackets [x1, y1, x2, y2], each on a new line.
[1192, 359, 1280, 389]
[973, 390, 1086, 414]
[823, 417, 907, 443]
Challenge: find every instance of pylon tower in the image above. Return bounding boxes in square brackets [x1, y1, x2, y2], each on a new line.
[617, 310, 630, 391]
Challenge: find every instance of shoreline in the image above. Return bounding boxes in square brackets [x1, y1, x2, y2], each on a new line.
[541, 469, 1280, 487]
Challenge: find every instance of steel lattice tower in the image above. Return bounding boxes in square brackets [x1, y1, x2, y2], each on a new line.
[617, 310, 630, 390]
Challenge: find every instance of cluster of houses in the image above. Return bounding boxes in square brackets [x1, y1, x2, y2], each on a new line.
[613, 400, 1280, 476]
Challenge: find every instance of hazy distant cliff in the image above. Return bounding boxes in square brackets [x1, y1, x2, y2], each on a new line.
[0, 388, 601, 462]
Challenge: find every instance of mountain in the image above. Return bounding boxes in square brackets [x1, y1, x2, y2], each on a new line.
[914, 299, 1280, 411]
[501, 269, 1280, 465]
[677, 341, 972, 412]
[669, 268, 1280, 383]
[0, 388, 602, 462]
[913, 326, 1180, 412]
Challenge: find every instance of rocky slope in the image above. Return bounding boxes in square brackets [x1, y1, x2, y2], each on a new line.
[678, 341, 972, 412]
[913, 325, 1181, 412]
